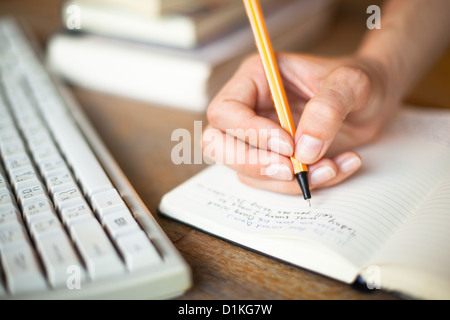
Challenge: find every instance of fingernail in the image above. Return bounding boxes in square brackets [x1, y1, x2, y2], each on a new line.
[262, 164, 293, 181]
[310, 166, 336, 185]
[339, 157, 361, 173]
[268, 137, 293, 156]
[295, 135, 324, 163]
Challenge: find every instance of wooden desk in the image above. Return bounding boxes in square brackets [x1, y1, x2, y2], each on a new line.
[1, 0, 449, 300]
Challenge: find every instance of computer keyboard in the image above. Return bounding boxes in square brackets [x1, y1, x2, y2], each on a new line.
[0, 17, 191, 299]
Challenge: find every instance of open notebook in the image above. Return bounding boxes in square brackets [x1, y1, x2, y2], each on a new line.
[159, 106, 450, 300]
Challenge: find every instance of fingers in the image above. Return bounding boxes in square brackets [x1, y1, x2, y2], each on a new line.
[309, 151, 361, 188]
[207, 56, 295, 157]
[294, 65, 372, 164]
[203, 123, 362, 194]
[236, 152, 362, 195]
[202, 125, 294, 181]
[204, 57, 369, 195]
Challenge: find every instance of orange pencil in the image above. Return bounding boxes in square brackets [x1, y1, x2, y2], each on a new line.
[243, 0, 311, 204]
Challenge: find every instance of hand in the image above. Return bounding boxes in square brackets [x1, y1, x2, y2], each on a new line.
[202, 53, 397, 195]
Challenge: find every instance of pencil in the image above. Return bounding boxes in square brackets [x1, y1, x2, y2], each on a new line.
[243, 0, 311, 205]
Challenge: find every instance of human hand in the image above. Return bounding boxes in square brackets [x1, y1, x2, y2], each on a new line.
[202, 53, 397, 195]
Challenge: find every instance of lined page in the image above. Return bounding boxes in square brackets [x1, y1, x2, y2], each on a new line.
[368, 169, 450, 275]
[161, 107, 450, 270]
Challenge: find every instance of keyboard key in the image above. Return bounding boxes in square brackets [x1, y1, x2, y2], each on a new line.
[1, 242, 47, 294]
[3, 152, 32, 174]
[69, 219, 125, 280]
[102, 209, 140, 238]
[0, 139, 26, 158]
[0, 206, 21, 228]
[27, 132, 53, 149]
[17, 181, 46, 208]
[0, 125, 20, 145]
[60, 201, 94, 227]
[15, 115, 44, 135]
[53, 184, 84, 212]
[18, 122, 48, 143]
[90, 188, 128, 219]
[45, 169, 76, 195]
[0, 172, 8, 190]
[0, 189, 16, 209]
[34, 232, 86, 288]
[36, 154, 67, 178]
[116, 230, 162, 272]
[30, 143, 59, 162]
[0, 113, 13, 130]
[28, 215, 63, 240]
[22, 196, 55, 225]
[0, 223, 28, 250]
[9, 165, 39, 192]
[4, 82, 36, 119]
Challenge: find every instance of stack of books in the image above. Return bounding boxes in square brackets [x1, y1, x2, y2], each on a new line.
[46, 0, 335, 111]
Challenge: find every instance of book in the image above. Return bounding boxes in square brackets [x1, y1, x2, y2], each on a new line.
[62, 0, 278, 48]
[47, 0, 335, 111]
[79, 0, 211, 18]
[159, 106, 450, 300]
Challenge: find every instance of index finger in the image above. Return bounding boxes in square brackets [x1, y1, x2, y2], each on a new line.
[206, 56, 295, 157]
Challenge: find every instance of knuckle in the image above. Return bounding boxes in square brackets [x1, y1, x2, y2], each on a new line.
[236, 112, 256, 132]
[336, 65, 370, 85]
[325, 88, 348, 119]
[311, 95, 346, 124]
[336, 65, 372, 105]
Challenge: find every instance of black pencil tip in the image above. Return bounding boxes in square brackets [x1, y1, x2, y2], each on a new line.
[295, 171, 311, 201]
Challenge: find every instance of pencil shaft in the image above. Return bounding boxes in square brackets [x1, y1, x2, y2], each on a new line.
[243, 0, 307, 174]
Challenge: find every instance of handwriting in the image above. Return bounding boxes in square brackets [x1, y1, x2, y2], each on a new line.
[198, 183, 357, 245]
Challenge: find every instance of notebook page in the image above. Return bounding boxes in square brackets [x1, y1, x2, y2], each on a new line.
[367, 169, 450, 295]
[160, 106, 450, 270]
[369, 105, 450, 274]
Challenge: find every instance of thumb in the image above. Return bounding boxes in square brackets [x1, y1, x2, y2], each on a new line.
[294, 65, 371, 164]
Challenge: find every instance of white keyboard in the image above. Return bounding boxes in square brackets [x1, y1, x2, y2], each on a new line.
[0, 17, 191, 299]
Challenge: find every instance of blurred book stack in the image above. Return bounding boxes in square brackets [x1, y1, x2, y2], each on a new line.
[46, 0, 336, 111]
